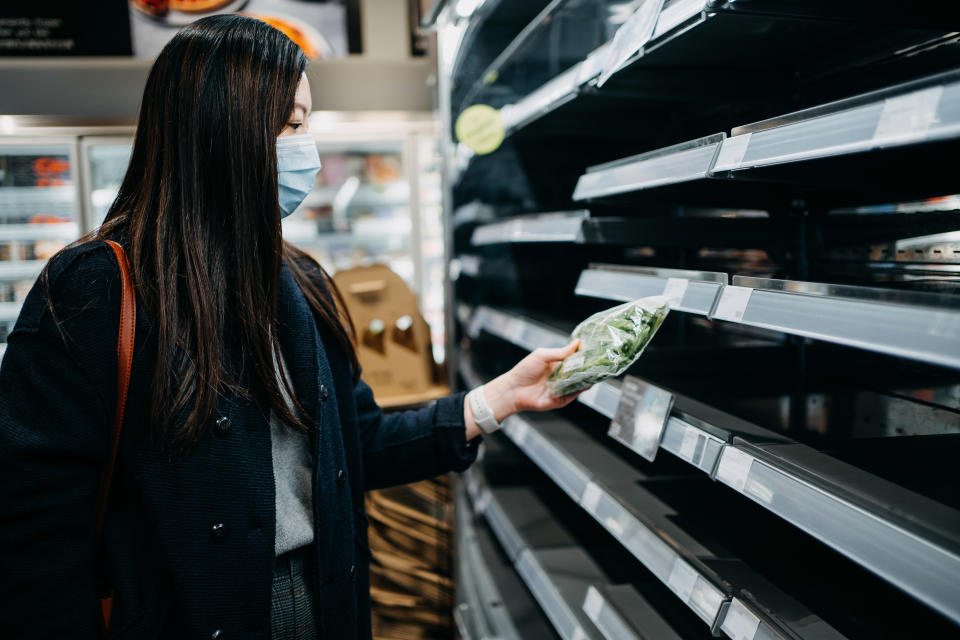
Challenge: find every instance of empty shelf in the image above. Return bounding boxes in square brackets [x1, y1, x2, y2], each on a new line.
[714, 440, 960, 626]
[467, 305, 568, 351]
[582, 584, 684, 640]
[471, 210, 590, 246]
[710, 277, 960, 370]
[575, 263, 726, 315]
[572, 135, 723, 201]
[454, 484, 524, 640]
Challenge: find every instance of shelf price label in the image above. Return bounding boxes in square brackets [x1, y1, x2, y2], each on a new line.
[597, 0, 666, 87]
[721, 599, 761, 640]
[873, 86, 943, 145]
[711, 286, 752, 323]
[662, 277, 689, 309]
[608, 375, 674, 461]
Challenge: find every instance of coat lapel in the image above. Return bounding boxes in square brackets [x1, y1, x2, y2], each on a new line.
[276, 262, 319, 422]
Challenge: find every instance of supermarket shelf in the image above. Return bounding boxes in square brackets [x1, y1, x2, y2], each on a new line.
[714, 440, 960, 626]
[454, 484, 523, 640]
[572, 135, 723, 202]
[582, 585, 684, 640]
[714, 69, 960, 175]
[471, 210, 589, 246]
[490, 406, 842, 639]
[0, 186, 77, 222]
[0, 260, 45, 281]
[710, 277, 960, 370]
[463, 478, 607, 640]
[572, 69, 960, 207]
[488, 0, 960, 147]
[464, 307, 960, 622]
[0, 302, 22, 323]
[575, 263, 726, 315]
[463, 354, 848, 638]
[0, 223, 79, 242]
[466, 305, 567, 351]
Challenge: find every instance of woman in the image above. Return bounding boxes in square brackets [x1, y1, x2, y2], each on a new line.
[0, 14, 581, 640]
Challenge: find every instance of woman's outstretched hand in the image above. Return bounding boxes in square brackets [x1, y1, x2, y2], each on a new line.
[465, 341, 584, 440]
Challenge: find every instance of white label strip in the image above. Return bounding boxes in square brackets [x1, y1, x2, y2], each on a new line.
[873, 85, 943, 144]
[475, 489, 491, 514]
[717, 447, 755, 493]
[713, 133, 752, 172]
[721, 599, 762, 640]
[678, 428, 699, 462]
[580, 481, 604, 512]
[583, 586, 604, 621]
[662, 277, 689, 309]
[597, 0, 665, 87]
[667, 558, 699, 603]
[711, 286, 753, 322]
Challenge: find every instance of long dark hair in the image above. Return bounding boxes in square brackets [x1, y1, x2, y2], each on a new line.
[58, 15, 358, 446]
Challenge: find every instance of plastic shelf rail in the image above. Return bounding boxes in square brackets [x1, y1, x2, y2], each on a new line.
[471, 210, 590, 246]
[713, 70, 960, 175]
[581, 585, 684, 640]
[710, 277, 960, 370]
[575, 263, 727, 315]
[464, 480, 608, 640]
[501, 413, 730, 628]
[572, 135, 723, 201]
[454, 485, 523, 640]
[467, 305, 568, 351]
[714, 441, 960, 626]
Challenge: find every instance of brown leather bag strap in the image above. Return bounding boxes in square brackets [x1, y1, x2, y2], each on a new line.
[95, 240, 136, 538]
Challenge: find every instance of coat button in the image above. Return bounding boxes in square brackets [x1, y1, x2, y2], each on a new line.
[320, 384, 329, 402]
[210, 523, 227, 542]
[211, 630, 224, 640]
[215, 416, 231, 435]
[337, 469, 346, 487]
[349, 564, 357, 582]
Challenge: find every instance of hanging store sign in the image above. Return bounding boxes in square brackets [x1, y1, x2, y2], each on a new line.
[0, 0, 357, 58]
[608, 375, 673, 461]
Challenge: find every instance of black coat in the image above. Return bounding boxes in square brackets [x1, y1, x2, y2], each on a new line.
[0, 240, 478, 639]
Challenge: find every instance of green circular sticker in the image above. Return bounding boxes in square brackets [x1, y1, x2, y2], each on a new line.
[455, 104, 505, 155]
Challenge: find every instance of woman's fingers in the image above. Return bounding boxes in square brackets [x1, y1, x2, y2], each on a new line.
[534, 340, 580, 363]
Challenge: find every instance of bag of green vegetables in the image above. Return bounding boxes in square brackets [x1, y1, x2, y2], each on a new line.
[548, 296, 669, 396]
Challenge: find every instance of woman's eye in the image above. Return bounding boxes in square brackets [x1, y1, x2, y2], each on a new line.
[289, 122, 302, 131]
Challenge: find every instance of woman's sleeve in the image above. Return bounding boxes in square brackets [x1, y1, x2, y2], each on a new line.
[0, 245, 118, 638]
[354, 377, 480, 491]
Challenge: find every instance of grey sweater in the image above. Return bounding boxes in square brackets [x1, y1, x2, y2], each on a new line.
[271, 348, 315, 556]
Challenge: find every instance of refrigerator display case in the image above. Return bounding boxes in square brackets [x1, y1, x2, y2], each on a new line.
[0, 137, 82, 359]
[0, 114, 445, 363]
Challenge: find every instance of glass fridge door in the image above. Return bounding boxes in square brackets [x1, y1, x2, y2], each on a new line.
[80, 137, 134, 231]
[0, 137, 82, 357]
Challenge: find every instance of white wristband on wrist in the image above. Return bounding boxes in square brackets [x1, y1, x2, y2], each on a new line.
[468, 386, 502, 434]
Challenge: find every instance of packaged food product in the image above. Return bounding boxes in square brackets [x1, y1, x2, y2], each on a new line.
[547, 296, 669, 396]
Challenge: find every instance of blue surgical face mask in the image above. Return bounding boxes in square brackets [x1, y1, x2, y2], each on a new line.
[276, 133, 322, 218]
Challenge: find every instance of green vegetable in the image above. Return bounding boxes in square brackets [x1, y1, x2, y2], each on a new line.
[548, 296, 669, 396]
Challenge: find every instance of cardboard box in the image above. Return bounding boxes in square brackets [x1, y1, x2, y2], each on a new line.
[333, 264, 440, 402]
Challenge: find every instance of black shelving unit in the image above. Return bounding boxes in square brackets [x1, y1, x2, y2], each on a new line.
[434, 1, 960, 638]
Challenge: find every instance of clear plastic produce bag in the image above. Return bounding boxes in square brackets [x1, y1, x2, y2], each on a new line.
[548, 296, 669, 396]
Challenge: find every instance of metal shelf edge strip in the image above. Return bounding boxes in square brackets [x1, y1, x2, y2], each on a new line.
[714, 447, 960, 625]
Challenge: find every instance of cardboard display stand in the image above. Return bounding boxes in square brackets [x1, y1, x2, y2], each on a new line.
[333, 264, 448, 408]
